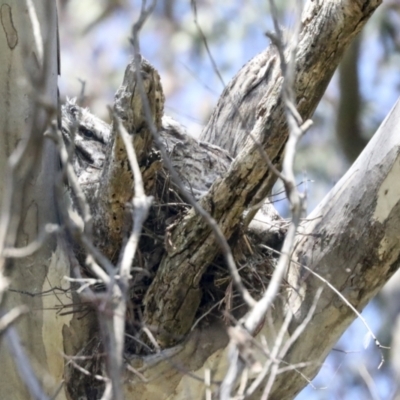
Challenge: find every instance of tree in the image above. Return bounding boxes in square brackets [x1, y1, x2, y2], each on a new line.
[1, 0, 398, 399]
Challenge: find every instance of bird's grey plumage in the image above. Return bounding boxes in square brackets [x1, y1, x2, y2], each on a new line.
[61, 100, 233, 201]
[160, 115, 233, 199]
[200, 47, 278, 157]
[61, 98, 111, 189]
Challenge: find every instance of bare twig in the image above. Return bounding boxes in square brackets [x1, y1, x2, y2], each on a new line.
[358, 364, 381, 400]
[260, 242, 389, 366]
[49, 381, 65, 400]
[260, 288, 323, 400]
[126, 364, 148, 382]
[26, 0, 44, 68]
[191, 299, 224, 332]
[0, 2, 57, 398]
[0, 306, 28, 333]
[220, 2, 314, 397]
[142, 326, 160, 352]
[5, 326, 50, 400]
[2, 224, 59, 258]
[190, 0, 226, 88]
[65, 276, 103, 293]
[205, 368, 212, 400]
[243, 303, 295, 398]
[101, 116, 153, 400]
[292, 255, 390, 367]
[62, 353, 107, 382]
[130, 0, 157, 47]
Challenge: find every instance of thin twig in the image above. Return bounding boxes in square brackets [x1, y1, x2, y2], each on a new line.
[358, 364, 381, 400]
[5, 326, 50, 400]
[190, 0, 226, 88]
[244, 305, 295, 398]
[260, 288, 323, 400]
[2, 224, 59, 258]
[126, 364, 148, 383]
[260, 242, 389, 364]
[99, 110, 153, 400]
[0, 306, 28, 333]
[26, 0, 44, 67]
[220, 3, 312, 396]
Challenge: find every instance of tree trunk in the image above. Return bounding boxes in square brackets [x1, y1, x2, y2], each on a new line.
[0, 2, 62, 400]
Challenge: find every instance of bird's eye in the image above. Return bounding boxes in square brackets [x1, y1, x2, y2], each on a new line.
[70, 106, 78, 115]
[80, 126, 94, 138]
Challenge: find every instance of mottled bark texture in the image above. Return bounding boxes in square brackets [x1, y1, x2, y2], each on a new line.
[272, 96, 400, 399]
[143, 0, 383, 348]
[94, 59, 165, 261]
[140, 97, 400, 400]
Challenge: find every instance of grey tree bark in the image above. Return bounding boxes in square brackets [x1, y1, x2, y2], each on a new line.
[2, 1, 400, 400]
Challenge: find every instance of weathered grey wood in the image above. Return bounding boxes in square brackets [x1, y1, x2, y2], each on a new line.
[126, 88, 400, 400]
[160, 115, 233, 199]
[271, 95, 400, 399]
[143, 0, 382, 348]
[94, 58, 164, 261]
[200, 47, 277, 157]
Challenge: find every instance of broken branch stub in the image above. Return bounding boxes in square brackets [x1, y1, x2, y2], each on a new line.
[94, 58, 165, 261]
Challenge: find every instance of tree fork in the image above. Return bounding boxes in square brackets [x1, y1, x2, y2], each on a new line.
[143, 0, 382, 347]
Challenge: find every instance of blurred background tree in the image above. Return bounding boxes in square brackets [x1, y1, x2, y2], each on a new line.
[57, 1, 400, 398]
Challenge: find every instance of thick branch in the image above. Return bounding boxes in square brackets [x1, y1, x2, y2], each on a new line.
[120, 96, 400, 400]
[143, 0, 382, 347]
[269, 96, 400, 399]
